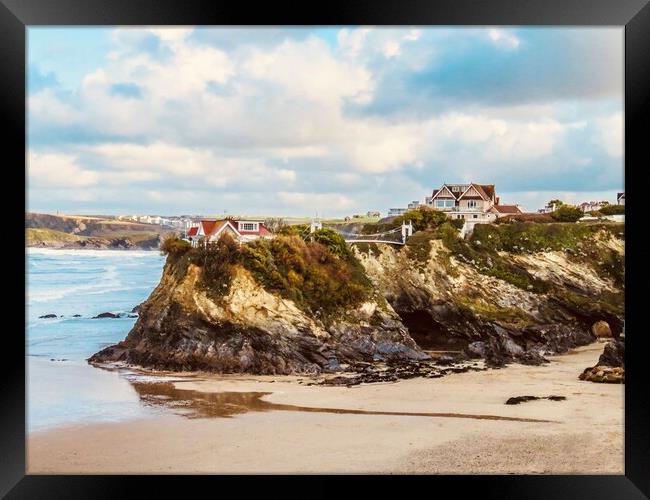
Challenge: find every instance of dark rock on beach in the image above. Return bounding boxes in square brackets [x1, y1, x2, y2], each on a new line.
[579, 337, 625, 384]
[38, 314, 57, 319]
[92, 312, 120, 319]
[505, 395, 566, 405]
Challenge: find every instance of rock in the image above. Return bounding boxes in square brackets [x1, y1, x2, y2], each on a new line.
[131, 304, 142, 313]
[72, 314, 82, 317]
[92, 312, 120, 319]
[89, 265, 426, 374]
[579, 365, 624, 384]
[505, 395, 566, 405]
[591, 320, 612, 338]
[579, 338, 624, 383]
[598, 338, 624, 368]
[39, 314, 57, 319]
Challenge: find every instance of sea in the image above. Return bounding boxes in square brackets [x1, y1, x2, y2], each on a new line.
[26, 248, 171, 433]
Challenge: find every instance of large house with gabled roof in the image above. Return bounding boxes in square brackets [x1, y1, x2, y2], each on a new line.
[425, 182, 522, 222]
[186, 218, 272, 246]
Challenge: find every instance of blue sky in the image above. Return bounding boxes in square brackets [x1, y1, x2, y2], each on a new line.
[27, 27, 623, 216]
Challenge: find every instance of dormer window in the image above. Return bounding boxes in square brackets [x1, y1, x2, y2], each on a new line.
[240, 222, 259, 232]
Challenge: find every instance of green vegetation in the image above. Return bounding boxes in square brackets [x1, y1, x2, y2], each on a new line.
[393, 206, 448, 232]
[189, 233, 242, 296]
[310, 228, 354, 260]
[405, 231, 435, 265]
[169, 231, 373, 319]
[599, 204, 625, 215]
[26, 228, 85, 244]
[495, 213, 555, 224]
[160, 235, 191, 257]
[470, 221, 622, 254]
[550, 205, 583, 222]
[242, 233, 372, 318]
[434, 222, 551, 292]
[455, 296, 533, 326]
[277, 223, 310, 237]
[359, 205, 451, 236]
[434, 221, 624, 291]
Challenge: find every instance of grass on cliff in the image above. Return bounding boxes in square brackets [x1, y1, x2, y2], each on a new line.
[162, 230, 373, 318]
[432, 221, 624, 292]
[26, 228, 85, 244]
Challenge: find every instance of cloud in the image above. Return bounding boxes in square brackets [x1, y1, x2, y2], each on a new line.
[487, 28, 521, 49]
[28, 151, 99, 188]
[27, 27, 624, 216]
[596, 112, 623, 157]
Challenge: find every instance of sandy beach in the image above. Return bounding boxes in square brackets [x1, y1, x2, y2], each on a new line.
[27, 342, 623, 474]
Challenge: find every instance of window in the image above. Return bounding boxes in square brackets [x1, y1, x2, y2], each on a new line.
[473, 214, 478, 219]
[240, 222, 258, 232]
[435, 199, 455, 209]
[468, 200, 477, 209]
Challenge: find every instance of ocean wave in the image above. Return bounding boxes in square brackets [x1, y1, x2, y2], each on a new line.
[28, 263, 122, 304]
[27, 247, 160, 258]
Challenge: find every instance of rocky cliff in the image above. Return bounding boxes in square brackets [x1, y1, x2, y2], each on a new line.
[90, 221, 624, 374]
[89, 234, 425, 373]
[355, 222, 624, 366]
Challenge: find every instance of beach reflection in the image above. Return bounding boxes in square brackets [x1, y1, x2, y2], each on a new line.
[130, 380, 555, 423]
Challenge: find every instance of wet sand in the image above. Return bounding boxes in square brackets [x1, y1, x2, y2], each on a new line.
[27, 342, 623, 474]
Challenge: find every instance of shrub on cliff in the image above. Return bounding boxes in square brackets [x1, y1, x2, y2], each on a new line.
[311, 228, 353, 260]
[495, 213, 555, 224]
[436, 222, 550, 293]
[278, 223, 310, 237]
[160, 236, 191, 257]
[394, 206, 448, 232]
[190, 233, 242, 295]
[242, 235, 371, 317]
[550, 205, 583, 222]
[599, 204, 625, 215]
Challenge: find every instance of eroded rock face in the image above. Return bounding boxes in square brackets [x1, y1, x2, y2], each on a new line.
[89, 264, 426, 374]
[598, 338, 625, 367]
[90, 227, 624, 374]
[355, 232, 624, 367]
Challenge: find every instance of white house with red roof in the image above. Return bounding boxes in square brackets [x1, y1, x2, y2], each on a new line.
[424, 182, 522, 223]
[186, 219, 272, 246]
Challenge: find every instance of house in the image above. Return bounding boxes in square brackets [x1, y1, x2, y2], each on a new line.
[424, 182, 521, 222]
[617, 192, 625, 205]
[387, 207, 408, 217]
[366, 211, 381, 218]
[187, 218, 272, 246]
[578, 201, 607, 213]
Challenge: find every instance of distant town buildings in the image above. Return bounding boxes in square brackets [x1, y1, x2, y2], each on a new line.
[617, 192, 625, 205]
[118, 214, 193, 229]
[366, 211, 381, 218]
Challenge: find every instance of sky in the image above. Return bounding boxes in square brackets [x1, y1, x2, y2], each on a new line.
[27, 27, 624, 216]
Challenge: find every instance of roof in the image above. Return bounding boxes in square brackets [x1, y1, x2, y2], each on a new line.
[617, 192, 625, 199]
[200, 220, 220, 236]
[477, 184, 495, 199]
[432, 182, 496, 201]
[187, 227, 198, 236]
[493, 204, 522, 214]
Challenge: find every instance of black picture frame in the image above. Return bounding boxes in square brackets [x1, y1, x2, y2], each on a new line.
[3, 0, 648, 497]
